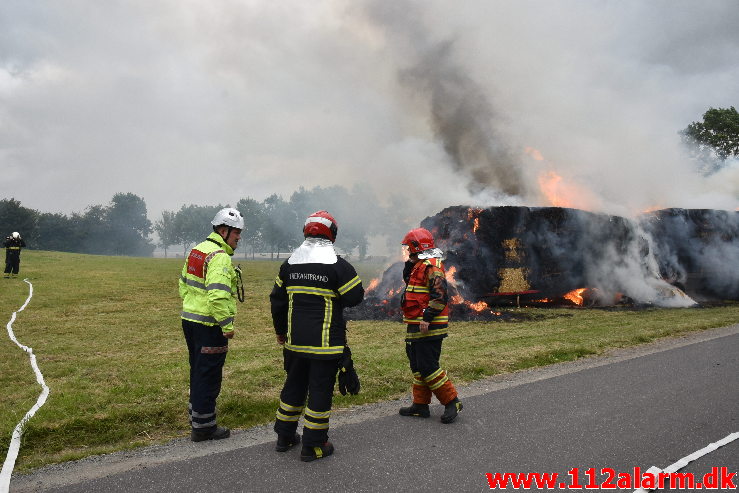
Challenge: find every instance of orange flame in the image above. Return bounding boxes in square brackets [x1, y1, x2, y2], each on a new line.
[539, 171, 572, 208]
[524, 146, 545, 161]
[538, 171, 598, 210]
[467, 300, 489, 312]
[367, 278, 379, 292]
[445, 266, 458, 284]
[564, 288, 587, 306]
[467, 208, 482, 233]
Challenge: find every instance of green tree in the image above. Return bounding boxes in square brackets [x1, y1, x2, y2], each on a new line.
[75, 205, 110, 254]
[682, 106, 739, 173]
[262, 194, 299, 259]
[0, 198, 38, 246]
[36, 213, 81, 251]
[107, 193, 154, 256]
[236, 197, 265, 259]
[174, 204, 223, 255]
[288, 184, 383, 260]
[154, 210, 178, 258]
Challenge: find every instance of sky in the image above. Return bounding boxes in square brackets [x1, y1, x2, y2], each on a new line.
[1, 0, 739, 225]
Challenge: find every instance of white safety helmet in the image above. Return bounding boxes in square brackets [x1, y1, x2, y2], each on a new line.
[211, 208, 244, 230]
[11, 232, 20, 239]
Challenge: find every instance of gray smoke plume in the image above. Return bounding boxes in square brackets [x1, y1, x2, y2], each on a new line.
[362, 1, 526, 200]
[398, 41, 525, 197]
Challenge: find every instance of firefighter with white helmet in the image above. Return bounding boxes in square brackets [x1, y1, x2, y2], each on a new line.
[179, 207, 244, 441]
[270, 210, 365, 461]
[3, 232, 26, 279]
[399, 227, 463, 423]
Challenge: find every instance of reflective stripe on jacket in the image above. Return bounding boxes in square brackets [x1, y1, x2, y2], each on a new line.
[270, 257, 364, 359]
[179, 232, 237, 332]
[402, 258, 449, 340]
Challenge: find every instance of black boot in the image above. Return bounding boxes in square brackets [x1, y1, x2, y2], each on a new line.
[275, 433, 301, 452]
[440, 398, 463, 424]
[300, 441, 334, 462]
[191, 425, 230, 442]
[399, 403, 430, 418]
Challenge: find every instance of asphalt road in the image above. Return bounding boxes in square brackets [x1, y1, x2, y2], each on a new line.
[12, 324, 738, 492]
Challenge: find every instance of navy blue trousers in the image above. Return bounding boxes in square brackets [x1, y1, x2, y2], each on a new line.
[182, 320, 228, 431]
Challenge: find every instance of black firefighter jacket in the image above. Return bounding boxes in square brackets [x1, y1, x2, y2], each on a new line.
[271, 257, 364, 359]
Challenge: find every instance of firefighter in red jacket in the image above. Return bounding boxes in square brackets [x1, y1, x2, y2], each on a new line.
[399, 228, 463, 423]
[271, 210, 364, 462]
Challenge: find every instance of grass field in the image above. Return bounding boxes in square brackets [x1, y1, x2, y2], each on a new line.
[1, 250, 738, 472]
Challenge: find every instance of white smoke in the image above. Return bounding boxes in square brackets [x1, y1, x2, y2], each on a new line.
[0, 0, 737, 227]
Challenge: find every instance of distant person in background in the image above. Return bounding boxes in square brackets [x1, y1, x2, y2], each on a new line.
[398, 228, 463, 424]
[179, 207, 245, 442]
[3, 232, 26, 279]
[270, 210, 364, 462]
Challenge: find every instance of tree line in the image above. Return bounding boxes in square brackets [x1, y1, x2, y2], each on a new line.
[0, 185, 408, 259]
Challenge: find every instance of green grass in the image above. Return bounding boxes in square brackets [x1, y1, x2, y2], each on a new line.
[1, 250, 738, 471]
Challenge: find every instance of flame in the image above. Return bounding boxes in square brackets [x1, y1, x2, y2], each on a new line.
[449, 291, 492, 313]
[538, 171, 572, 207]
[527, 146, 598, 210]
[466, 208, 482, 233]
[642, 205, 664, 214]
[467, 300, 489, 312]
[564, 288, 587, 306]
[524, 146, 545, 161]
[445, 266, 458, 284]
[367, 278, 379, 292]
[538, 170, 598, 210]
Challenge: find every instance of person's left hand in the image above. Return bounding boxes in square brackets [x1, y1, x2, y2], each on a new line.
[419, 321, 430, 334]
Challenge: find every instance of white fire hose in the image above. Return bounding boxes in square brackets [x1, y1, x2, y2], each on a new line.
[1, 280, 49, 493]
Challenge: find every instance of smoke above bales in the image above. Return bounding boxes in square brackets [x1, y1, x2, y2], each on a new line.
[0, 1, 737, 224]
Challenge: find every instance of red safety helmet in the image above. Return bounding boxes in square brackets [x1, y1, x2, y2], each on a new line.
[303, 210, 338, 242]
[402, 228, 435, 254]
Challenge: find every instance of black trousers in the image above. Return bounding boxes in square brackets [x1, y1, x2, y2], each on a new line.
[182, 319, 228, 431]
[274, 351, 340, 447]
[4, 254, 20, 275]
[406, 338, 443, 379]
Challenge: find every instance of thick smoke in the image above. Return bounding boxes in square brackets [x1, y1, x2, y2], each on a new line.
[357, 0, 739, 217]
[1, 1, 737, 232]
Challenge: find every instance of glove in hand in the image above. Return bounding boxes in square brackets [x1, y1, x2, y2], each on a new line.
[338, 346, 360, 396]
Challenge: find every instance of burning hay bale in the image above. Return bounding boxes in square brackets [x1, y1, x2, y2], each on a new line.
[349, 206, 739, 321]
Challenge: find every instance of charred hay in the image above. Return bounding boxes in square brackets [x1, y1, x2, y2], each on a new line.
[347, 206, 739, 321]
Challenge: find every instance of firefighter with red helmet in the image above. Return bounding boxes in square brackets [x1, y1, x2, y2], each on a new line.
[271, 210, 364, 461]
[399, 228, 463, 423]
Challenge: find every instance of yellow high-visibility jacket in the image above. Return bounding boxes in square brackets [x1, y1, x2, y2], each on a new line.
[179, 232, 238, 333]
